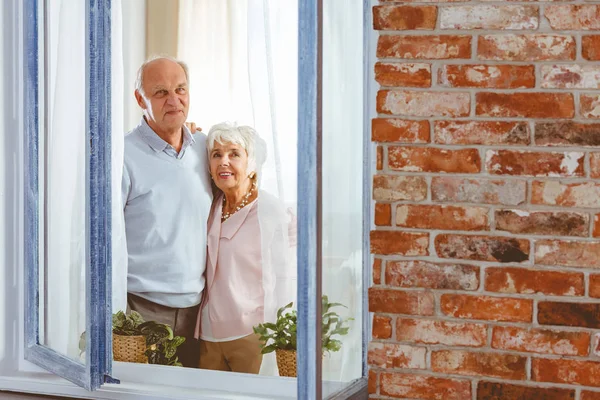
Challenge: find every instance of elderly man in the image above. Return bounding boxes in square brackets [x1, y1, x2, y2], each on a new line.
[122, 56, 212, 368]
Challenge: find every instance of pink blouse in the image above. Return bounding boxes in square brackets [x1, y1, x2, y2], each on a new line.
[195, 195, 265, 340]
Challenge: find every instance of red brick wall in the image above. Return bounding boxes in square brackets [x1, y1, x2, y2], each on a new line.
[369, 2, 600, 399]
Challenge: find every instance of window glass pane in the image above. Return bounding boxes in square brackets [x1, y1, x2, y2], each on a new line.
[321, 0, 364, 391]
[115, 0, 298, 380]
[40, 0, 86, 362]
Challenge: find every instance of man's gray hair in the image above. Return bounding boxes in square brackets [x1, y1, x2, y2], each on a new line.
[134, 55, 190, 95]
[207, 122, 267, 176]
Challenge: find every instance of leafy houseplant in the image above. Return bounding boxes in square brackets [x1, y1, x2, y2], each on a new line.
[253, 296, 353, 377]
[111, 311, 186, 366]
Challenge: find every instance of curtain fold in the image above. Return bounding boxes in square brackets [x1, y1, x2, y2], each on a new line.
[44, 0, 125, 359]
[45, 0, 86, 360]
[321, 0, 364, 383]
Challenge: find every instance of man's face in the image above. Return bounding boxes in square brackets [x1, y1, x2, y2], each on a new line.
[135, 59, 189, 134]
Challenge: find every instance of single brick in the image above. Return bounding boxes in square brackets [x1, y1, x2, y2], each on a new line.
[388, 147, 480, 173]
[435, 121, 530, 145]
[486, 150, 584, 177]
[477, 382, 575, 400]
[373, 258, 382, 285]
[396, 204, 489, 231]
[545, 5, 600, 30]
[432, 350, 527, 380]
[439, 64, 535, 89]
[374, 63, 432, 88]
[591, 274, 600, 298]
[533, 358, 600, 387]
[373, 175, 427, 202]
[495, 209, 589, 237]
[377, 35, 471, 59]
[373, 5, 437, 31]
[440, 5, 538, 30]
[435, 234, 530, 263]
[375, 203, 392, 226]
[380, 373, 472, 400]
[478, 34, 575, 61]
[369, 287, 435, 315]
[397, 318, 487, 347]
[432, 177, 526, 206]
[535, 240, 600, 268]
[441, 294, 533, 322]
[583, 36, 600, 61]
[368, 370, 377, 395]
[476, 92, 575, 118]
[541, 65, 600, 89]
[376, 145, 383, 170]
[372, 315, 392, 339]
[591, 154, 600, 178]
[372, 118, 430, 143]
[532, 181, 600, 208]
[581, 94, 600, 119]
[368, 342, 427, 369]
[582, 392, 600, 400]
[535, 121, 600, 146]
[492, 326, 590, 356]
[378, 90, 470, 117]
[485, 267, 584, 296]
[386, 260, 479, 290]
[370, 230, 429, 256]
[538, 301, 600, 329]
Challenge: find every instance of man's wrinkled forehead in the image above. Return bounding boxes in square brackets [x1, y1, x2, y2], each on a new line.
[142, 59, 188, 89]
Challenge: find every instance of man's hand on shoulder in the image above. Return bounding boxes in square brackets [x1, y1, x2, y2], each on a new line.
[185, 122, 203, 134]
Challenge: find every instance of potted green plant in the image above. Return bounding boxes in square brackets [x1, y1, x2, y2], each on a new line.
[80, 311, 186, 366]
[112, 311, 186, 366]
[253, 295, 353, 377]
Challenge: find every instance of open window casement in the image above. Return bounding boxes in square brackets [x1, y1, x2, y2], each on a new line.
[23, 0, 115, 390]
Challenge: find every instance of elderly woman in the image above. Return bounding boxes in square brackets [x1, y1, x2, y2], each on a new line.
[195, 122, 295, 374]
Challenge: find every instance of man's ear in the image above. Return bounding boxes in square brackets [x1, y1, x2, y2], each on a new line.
[134, 90, 146, 110]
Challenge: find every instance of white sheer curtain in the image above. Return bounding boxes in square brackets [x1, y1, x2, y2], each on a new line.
[45, 0, 86, 360]
[178, 1, 362, 382]
[177, 0, 297, 205]
[321, 0, 364, 383]
[45, 0, 125, 359]
[178, 0, 298, 376]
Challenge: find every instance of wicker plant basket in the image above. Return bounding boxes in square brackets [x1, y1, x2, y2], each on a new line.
[276, 349, 297, 377]
[112, 334, 147, 363]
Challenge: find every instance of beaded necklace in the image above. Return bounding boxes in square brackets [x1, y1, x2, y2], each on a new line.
[221, 181, 257, 222]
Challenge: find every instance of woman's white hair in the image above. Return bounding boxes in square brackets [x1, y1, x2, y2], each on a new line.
[207, 122, 267, 177]
[135, 55, 189, 95]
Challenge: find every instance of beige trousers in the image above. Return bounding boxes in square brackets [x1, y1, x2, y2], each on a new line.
[199, 333, 263, 374]
[126, 293, 200, 368]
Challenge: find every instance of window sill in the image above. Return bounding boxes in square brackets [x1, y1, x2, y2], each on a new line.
[0, 374, 293, 400]
[2, 362, 361, 400]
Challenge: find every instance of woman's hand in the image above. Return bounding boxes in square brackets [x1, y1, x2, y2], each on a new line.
[185, 122, 202, 134]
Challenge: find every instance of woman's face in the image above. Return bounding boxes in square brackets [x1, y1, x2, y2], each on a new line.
[209, 141, 250, 193]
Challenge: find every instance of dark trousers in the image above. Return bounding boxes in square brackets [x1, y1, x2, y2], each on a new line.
[126, 293, 200, 368]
